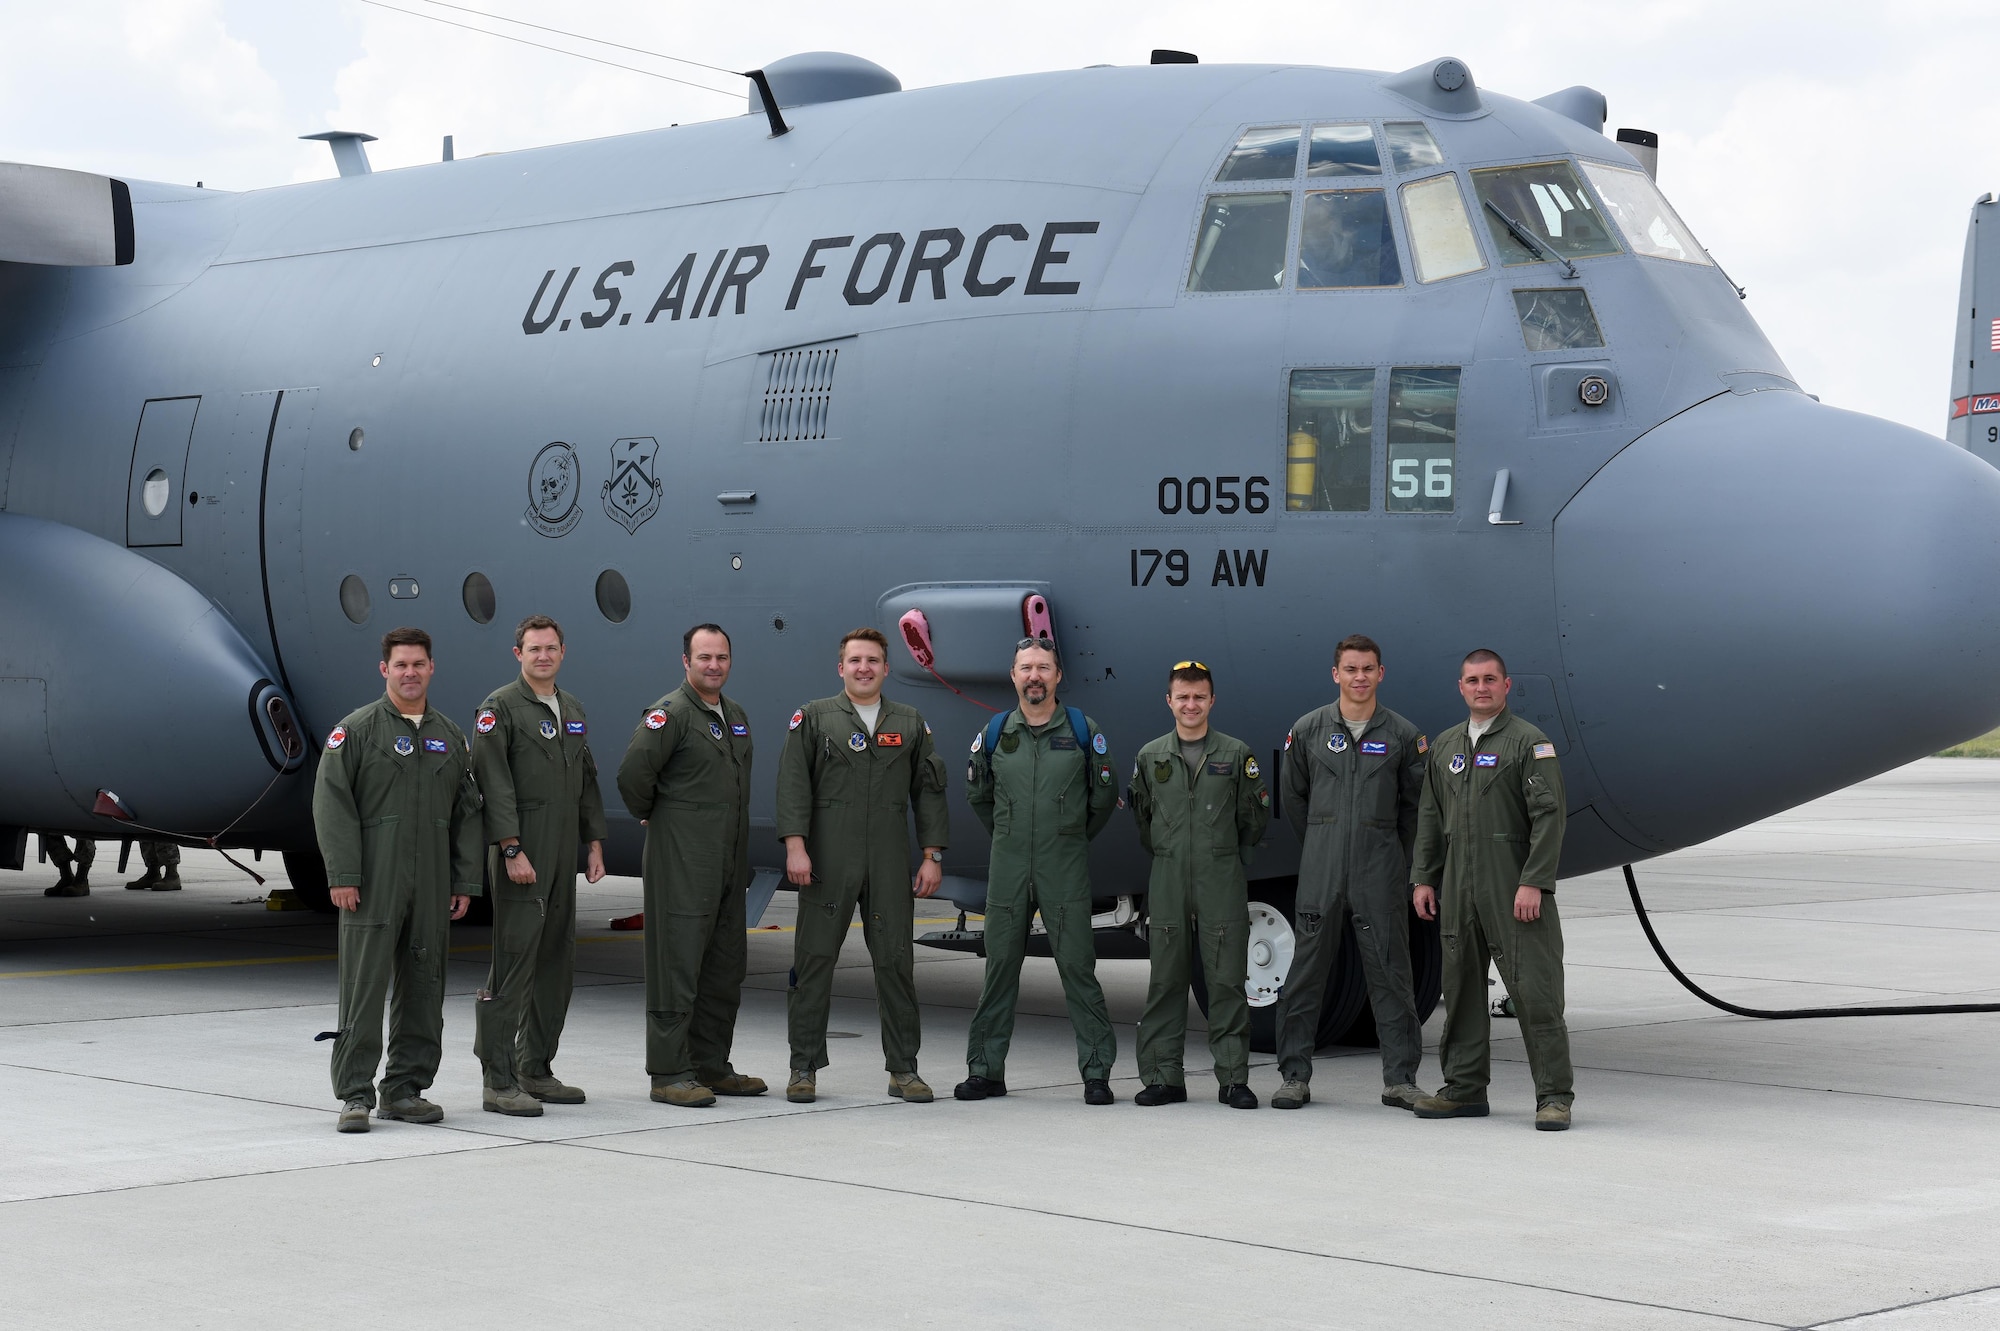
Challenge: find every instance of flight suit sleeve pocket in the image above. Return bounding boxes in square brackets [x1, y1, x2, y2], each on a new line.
[921, 752, 947, 792]
[1524, 774, 1558, 816]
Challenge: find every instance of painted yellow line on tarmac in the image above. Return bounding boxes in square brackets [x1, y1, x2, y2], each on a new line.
[0, 919, 972, 978]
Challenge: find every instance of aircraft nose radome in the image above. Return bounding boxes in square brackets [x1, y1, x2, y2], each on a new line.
[1555, 389, 2000, 850]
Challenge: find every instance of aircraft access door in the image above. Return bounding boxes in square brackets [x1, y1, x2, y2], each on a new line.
[126, 396, 200, 547]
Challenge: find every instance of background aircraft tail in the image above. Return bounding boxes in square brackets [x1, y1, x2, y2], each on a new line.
[1948, 193, 2000, 464]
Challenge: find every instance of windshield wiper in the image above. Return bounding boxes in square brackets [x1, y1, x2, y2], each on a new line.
[1483, 199, 1579, 279]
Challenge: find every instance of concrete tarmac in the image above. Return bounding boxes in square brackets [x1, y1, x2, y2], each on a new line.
[2, 759, 1998, 1328]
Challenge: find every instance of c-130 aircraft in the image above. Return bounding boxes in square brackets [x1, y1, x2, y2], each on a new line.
[5, 49, 1999, 1052]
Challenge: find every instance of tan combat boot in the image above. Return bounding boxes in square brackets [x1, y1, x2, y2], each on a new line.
[786, 1069, 816, 1103]
[887, 1072, 933, 1103]
[1271, 1079, 1311, 1110]
[1535, 1102, 1573, 1132]
[1381, 1083, 1424, 1111]
[651, 1078, 717, 1108]
[483, 1086, 544, 1117]
[519, 1074, 585, 1104]
[336, 1100, 371, 1133]
[704, 1072, 767, 1097]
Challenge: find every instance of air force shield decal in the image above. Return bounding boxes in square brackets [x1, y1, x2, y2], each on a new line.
[603, 436, 663, 534]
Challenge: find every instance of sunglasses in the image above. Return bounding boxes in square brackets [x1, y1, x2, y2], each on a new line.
[1172, 660, 1210, 672]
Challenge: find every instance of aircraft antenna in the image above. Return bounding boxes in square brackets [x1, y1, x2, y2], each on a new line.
[353, 0, 744, 99]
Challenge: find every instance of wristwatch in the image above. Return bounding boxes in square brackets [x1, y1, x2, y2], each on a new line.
[924, 850, 944, 864]
[502, 844, 523, 860]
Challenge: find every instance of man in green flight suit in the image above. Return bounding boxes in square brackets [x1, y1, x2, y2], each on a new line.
[776, 627, 950, 1104]
[616, 623, 766, 1108]
[956, 637, 1120, 1106]
[1273, 633, 1430, 1112]
[316, 627, 484, 1134]
[1411, 648, 1574, 1131]
[470, 614, 608, 1117]
[1127, 661, 1270, 1109]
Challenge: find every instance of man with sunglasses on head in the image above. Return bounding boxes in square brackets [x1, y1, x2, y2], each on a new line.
[1126, 661, 1271, 1109]
[1273, 633, 1430, 1113]
[956, 637, 1120, 1105]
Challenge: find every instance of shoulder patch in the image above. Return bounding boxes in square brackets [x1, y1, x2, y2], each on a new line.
[325, 725, 347, 751]
[1417, 734, 1429, 754]
[789, 708, 805, 731]
[475, 709, 497, 735]
[1092, 731, 1108, 755]
[1533, 742, 1557, 760]
[645, 709, 669, 731]
[1244, 756, 1260, 779]
[1283, 730, 1293, 752]
[970, 730, 983, 754]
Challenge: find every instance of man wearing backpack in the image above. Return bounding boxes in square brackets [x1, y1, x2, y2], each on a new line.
[956, 637, 1120, 1105]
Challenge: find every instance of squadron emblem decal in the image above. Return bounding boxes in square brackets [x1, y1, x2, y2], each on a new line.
[539, 719, 558, 740]
[475, 709, 498, 734]
[394, 734, 415, 756]
[525, 441, 582, 538]
[645, 709, 668, 730]
[602, 436, 663, 534]
[325, 725, 347, 751]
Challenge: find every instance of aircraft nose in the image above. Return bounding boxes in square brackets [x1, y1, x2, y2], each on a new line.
[1555, 388, 2000, 850]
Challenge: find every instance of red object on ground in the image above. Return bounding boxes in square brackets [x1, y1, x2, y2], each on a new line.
[610, 912, 644, 931]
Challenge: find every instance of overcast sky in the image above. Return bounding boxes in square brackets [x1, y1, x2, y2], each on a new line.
[2, 0, 1992, 435]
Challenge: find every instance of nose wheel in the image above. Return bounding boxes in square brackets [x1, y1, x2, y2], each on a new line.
[1190, 878, 1442, 1054]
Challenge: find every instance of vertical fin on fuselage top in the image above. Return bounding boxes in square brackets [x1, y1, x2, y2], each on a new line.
[1948, 193, 2000, 466]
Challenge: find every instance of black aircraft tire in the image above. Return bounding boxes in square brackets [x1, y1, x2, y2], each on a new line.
[281, 850, 335, 914]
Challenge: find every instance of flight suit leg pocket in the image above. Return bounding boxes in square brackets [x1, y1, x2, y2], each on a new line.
[1202, 916, 1248, 989]
[795, 886, 849, 961]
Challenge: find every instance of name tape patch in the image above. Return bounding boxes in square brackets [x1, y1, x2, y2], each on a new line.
[567, 720, 588, 735]
[1361, 741, 1388, 755]
[1475, 753, 1499, 768]
[424, 737, 449, 754]
[877, 732, 903, 747]
[731, 723, 749, 737]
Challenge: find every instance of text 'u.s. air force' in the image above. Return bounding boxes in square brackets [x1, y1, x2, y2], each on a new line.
[522, 221, 1101, 335]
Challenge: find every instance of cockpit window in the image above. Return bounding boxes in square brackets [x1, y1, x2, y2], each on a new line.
[1297, 190, 1401, 289]
[1514, 288, 1605, 351]
[1307, 125, 1381, 177]
[1216, 127, 1301, 182]
[1578, 162, 1713, 266]
[1188, 192, 1291, 291]
[1382, 122, 1444, 173]
[1471, 161, 1620, 264]
[1400, 174, 1485, 283]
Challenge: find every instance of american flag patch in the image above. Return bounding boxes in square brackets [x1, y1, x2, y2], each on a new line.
[1533, 743, 1556, 759]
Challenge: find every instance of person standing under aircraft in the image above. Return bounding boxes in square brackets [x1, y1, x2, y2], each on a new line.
[470, 614, 608, 1117]
[776, 627, 950, 1104]
[39, 833, 95, 897]
[1127, 662, 1271, 1109]
[956, 637, 1120, 1105]
[124, 841, 182, 892]
[315, 627, 483, 1134]
[1273, 634, 1430, 1111]
[1411, 649, 1573, 1131]
[616, 624, 766, 1108]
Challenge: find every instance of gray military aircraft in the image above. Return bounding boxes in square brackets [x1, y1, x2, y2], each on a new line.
[6, 50, 1999, 1052]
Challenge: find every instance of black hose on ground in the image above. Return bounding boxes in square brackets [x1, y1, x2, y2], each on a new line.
[1622, 864, 2000, 1018]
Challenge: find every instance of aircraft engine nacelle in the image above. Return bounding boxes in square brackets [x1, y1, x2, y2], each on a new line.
[0, 513, 306, 840]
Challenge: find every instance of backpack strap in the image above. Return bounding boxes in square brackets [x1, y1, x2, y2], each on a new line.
[983, 710, 1011, 758]
[1067, 706, 1090, 752]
